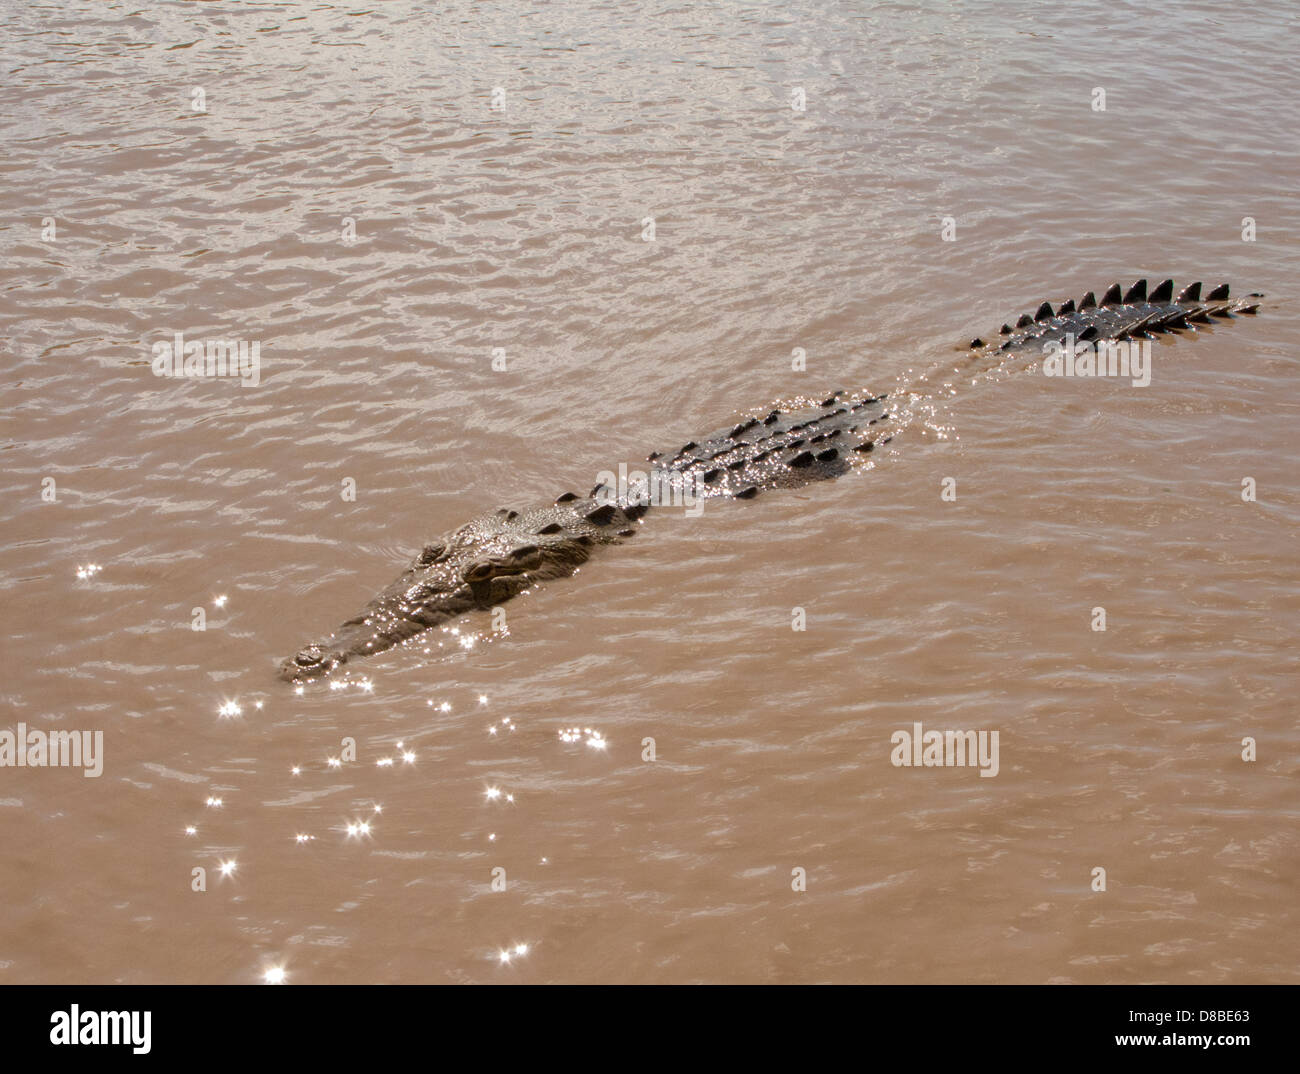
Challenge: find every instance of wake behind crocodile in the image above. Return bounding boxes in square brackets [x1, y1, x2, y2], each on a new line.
[280, 277, 1261, 683]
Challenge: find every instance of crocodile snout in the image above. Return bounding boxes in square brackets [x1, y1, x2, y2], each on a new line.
[278, 644, 346, 682]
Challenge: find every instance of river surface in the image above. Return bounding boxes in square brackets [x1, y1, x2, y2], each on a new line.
[2, 0, 1297, 983]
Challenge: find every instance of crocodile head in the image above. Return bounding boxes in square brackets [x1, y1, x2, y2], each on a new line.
[278, 506, 613, 683]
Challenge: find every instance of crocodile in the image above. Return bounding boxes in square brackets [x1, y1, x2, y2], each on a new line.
[279, 278, 1261, 683]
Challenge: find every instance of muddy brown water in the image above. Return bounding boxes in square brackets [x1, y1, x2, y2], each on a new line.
[1, 1, 1297, 983]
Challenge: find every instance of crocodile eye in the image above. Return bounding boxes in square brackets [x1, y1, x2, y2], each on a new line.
[416, 543, 446, 566]
[295, 646, 324, 667]
[463, 560, 496, 582]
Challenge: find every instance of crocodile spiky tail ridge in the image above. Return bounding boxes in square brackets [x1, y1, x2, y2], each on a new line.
[968, 278, 1261, 352]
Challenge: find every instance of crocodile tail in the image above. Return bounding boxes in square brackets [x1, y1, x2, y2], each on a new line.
[969, 279, 1263, 353]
